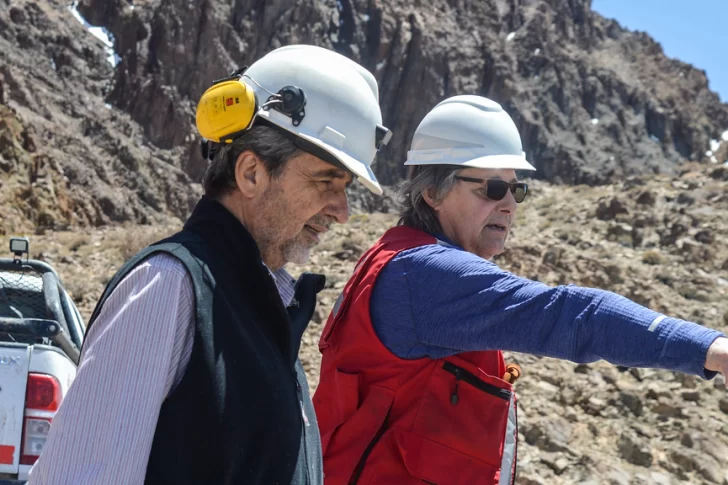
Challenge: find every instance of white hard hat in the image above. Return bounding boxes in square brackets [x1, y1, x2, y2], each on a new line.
[405, 95, 535, 172]
[243, 45, 391, 195]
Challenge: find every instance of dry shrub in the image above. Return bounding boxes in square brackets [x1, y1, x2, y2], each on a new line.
[118, 226, 170, 261]
[68, 234, 90, 252]
[642, 250, 665, 265]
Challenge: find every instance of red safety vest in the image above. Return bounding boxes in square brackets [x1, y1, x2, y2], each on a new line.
[313, 225, 519, 485]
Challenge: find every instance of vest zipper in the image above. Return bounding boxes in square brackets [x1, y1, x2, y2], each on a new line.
[442, 362, 511, 402]
[451, 368, 461, 405]
[348, 409, 391, 485]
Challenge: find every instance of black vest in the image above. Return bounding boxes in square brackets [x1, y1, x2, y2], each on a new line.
[84, 197, 325, 484]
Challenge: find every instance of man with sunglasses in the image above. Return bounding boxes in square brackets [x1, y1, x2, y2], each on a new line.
[312, 95, 728, 485]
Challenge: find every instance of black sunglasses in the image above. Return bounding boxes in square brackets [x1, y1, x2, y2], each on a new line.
[454, 175, 529, 203]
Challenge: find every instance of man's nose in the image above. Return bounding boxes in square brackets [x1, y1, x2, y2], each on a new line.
[325, 190, 349, 224]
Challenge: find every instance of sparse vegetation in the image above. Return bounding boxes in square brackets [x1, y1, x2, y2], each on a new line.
[117, 225, 176, 261]
[642, 250, 665, 265]
[68, 234, 90, 252]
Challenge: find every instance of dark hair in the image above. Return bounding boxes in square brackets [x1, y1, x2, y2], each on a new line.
[202, 124, 302, 199]
[397, 165, 462, 234]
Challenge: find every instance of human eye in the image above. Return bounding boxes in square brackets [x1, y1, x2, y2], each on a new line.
[317, 179, 336, 191]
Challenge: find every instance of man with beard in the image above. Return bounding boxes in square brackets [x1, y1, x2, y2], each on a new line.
[29, 44, 391, 485]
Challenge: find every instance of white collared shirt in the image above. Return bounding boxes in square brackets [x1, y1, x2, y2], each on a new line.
[28, 254, 297, 485]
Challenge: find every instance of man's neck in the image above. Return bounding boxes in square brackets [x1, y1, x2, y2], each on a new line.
[217, 193, 283, 270]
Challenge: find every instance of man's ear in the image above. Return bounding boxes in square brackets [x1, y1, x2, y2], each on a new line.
[422, 187, 441, 212]
[234, 150, 267, 198]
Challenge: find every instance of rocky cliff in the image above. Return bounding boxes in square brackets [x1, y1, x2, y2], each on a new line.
[3, 0, 728, 231]
[74, 0, 728, 187]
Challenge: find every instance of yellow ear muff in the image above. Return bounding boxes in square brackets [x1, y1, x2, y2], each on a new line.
[195, 79, 258, 144]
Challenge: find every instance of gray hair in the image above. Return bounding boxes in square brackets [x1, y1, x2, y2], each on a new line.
[202, 124, 303, 199]
[397, 165, 462, 234]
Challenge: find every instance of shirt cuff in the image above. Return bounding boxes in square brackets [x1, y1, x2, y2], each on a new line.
[657, 317, 725, 379]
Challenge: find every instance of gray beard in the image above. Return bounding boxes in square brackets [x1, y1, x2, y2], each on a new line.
[281, 235, 312, 265]
[252, 184, 331, 268]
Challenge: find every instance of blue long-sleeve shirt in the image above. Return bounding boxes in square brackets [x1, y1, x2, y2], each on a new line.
[370, 236, 724, 379]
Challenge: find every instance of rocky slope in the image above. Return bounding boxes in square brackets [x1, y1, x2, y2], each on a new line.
[76, 0, 728, 186]
[19, 162, 728, 484]
[0, 0, 199, 232]
[3, 0, 728, 233]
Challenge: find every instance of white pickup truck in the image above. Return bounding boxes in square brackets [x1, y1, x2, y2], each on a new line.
[0, 237, 85, 484]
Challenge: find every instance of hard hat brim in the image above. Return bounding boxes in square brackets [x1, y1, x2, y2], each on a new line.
[405, 151, 536, 172]
[255, 109, 384, 196]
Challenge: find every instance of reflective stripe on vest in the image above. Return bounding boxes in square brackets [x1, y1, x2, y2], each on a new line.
[499, 395, 518, 485]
